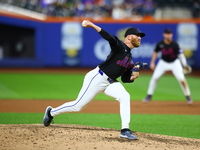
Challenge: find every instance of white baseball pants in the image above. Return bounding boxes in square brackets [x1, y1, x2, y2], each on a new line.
[50, 66, 131, 129]
[147, 59, 191, 96]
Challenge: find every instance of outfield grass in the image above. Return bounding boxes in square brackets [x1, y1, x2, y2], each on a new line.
[0, 113, 199, 139]
[0, 73, 199, 101]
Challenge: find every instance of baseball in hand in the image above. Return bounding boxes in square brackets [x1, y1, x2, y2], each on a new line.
[81, 20, 88, 27]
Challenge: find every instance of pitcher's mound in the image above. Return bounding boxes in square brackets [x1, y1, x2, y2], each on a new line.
[0, 124, 200, 150]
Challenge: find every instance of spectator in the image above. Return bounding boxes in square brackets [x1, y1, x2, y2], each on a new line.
[111, 4, 126, 19]
[142, 0, 156, 16]
[21, 0, 39, 11]
[131, 0, 144, 16]
[191, 0, 200, 18]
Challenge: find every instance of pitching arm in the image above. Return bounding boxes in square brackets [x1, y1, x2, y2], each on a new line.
[82, 20, 101, 32]
[81, 20, 117, 45]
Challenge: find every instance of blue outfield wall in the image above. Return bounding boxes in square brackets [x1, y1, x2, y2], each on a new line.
[0, 15, 199, 68]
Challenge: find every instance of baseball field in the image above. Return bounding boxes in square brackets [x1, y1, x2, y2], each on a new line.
[0, 68, 200, 150]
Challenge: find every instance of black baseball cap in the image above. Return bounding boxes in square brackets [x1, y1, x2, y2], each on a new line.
[124, 28, 145, 37]
[164, 28, 172, 34]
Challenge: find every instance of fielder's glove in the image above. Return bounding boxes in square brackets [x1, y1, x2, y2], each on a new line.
[183, 65, 192, 74]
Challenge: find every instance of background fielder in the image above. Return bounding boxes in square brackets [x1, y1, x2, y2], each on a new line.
[43, 20, 146, 140]
[143, 28, 193, 104]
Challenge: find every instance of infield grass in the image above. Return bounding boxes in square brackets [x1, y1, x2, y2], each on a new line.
[0, 113, 199, 139]
[0, 73, 199, 101]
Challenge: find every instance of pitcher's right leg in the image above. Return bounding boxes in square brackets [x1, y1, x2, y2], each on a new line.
[46, 67, 110, 119]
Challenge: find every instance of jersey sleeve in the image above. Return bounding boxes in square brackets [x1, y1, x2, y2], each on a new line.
[154, 42, 161, 53]
[175, 42, 183, 54]
[99, 29, 117, 46]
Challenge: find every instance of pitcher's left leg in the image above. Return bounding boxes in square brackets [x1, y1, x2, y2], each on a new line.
[104, 82, 138, 140]
[104, 82, 130, 129]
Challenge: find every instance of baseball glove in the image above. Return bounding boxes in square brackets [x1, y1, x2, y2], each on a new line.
[121, 62, 148, 83]
[134, 62, 148, 69]
[121, 69, 134, 83]
[183, 65, 192, 74]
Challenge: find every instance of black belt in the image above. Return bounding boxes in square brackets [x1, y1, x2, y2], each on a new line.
[98, 69, 113, 83]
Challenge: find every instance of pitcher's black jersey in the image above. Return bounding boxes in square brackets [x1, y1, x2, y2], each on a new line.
[98, 29, 134, 80]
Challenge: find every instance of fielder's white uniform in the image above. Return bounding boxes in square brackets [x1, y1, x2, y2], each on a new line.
[145, 39, 192, 102]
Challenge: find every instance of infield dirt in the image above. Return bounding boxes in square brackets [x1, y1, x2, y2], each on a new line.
[0, 100, 200, 150]
[0, 123, 200, 150]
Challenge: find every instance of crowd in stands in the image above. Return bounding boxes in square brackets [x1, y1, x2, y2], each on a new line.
[191, 0, 200, 18]
[19, 0, 157, 19]
[1, 0, 200, 19]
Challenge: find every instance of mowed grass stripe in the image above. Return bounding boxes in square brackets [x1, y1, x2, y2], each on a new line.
[0, 73, 199, 101]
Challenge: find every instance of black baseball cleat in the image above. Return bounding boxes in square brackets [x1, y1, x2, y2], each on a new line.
[142, 95, 152, 103]
[120, 129, 138, 140]
[186, 96, 193, 104]
[43, 106, 53, 127]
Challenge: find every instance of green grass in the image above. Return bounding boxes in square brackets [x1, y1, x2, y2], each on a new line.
[0, 73, 199, 101]
[0, 73, 84, 100]
[124, 74, 200, 101]
[0, 113, 199, 139]
[0, 72, 199, 139]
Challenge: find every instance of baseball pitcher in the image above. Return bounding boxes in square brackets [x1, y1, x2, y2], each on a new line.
[43, 20, 147, 140]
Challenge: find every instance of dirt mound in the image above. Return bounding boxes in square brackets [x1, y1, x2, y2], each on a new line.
[1, 124, 200, 150]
